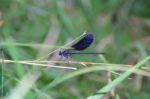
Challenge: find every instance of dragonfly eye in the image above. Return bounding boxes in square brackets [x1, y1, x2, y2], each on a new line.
[59, 51, 62, 56]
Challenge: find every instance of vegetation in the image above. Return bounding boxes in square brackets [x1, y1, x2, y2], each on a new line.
[0, 0, 150, 99]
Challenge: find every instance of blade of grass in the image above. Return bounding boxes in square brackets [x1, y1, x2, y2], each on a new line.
[4, 41, 25, 78]
[41, 58, 150, 92]
[5, 73, 40, 99]
[0, 42, 69, 49]
[87, 55, 150, 99]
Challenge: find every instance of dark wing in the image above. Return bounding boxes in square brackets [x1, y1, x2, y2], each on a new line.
[72, 34, 94, 51]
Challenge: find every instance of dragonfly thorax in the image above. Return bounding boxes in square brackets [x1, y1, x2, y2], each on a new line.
[59, 50, 70, 58]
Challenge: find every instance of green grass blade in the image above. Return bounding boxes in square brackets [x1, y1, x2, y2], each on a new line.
[87, 56, 150, 99]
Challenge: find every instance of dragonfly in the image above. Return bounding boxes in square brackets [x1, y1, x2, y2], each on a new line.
[59, 33, 104, 59]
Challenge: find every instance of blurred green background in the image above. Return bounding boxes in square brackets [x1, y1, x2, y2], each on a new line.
[0, 0, 150, 99]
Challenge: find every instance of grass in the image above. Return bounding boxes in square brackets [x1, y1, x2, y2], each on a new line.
[1, 0, 150, 99]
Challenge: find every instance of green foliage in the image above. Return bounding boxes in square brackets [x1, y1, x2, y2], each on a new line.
[0, 0, 150, 99]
